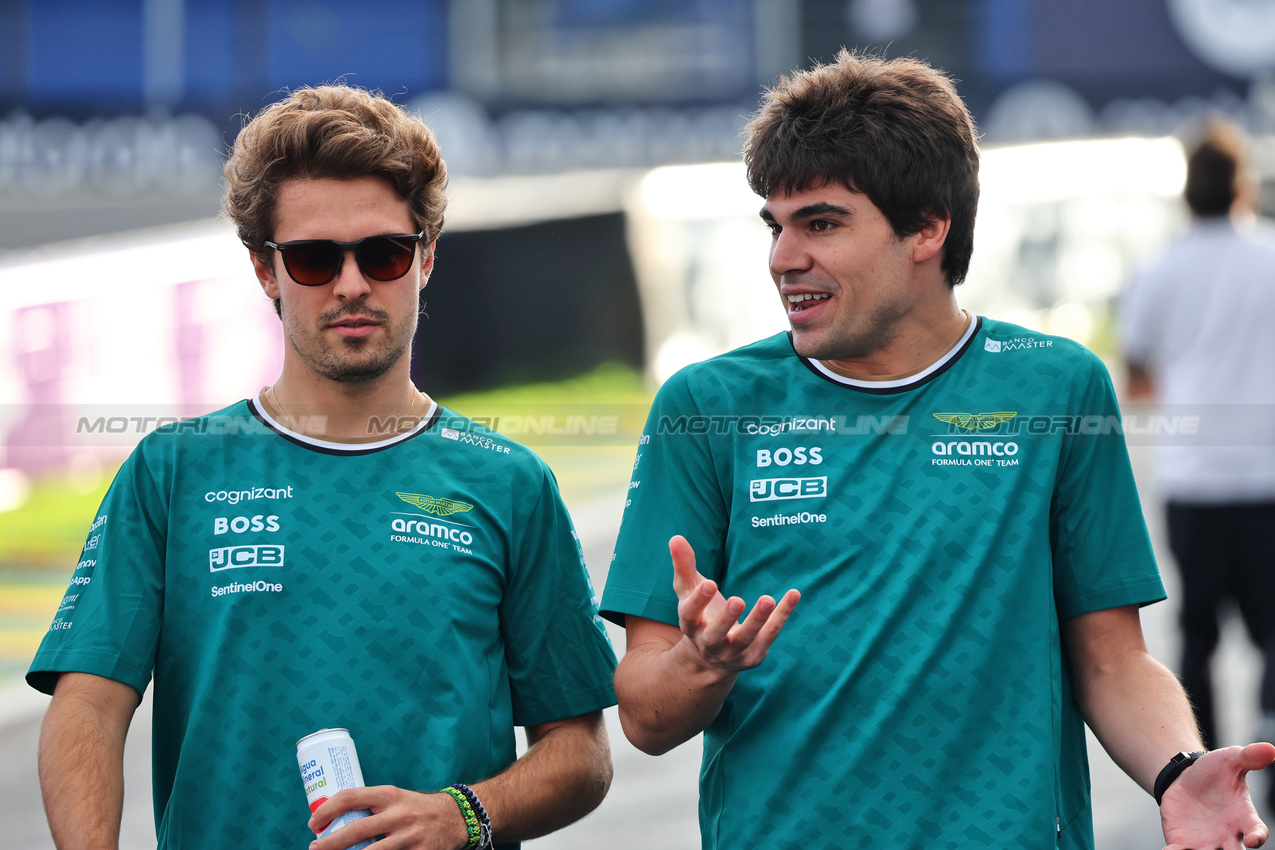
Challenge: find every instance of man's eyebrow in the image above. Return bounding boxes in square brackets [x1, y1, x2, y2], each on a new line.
[792, 202, 852, 219]
[759, 202, 853, 223]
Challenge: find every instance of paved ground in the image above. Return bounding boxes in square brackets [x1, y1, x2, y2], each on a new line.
[2, 444, 1270, 849]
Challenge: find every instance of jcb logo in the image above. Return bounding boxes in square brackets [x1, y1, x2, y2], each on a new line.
[749, 477, 827, 502]
[209, 545, 285, 572]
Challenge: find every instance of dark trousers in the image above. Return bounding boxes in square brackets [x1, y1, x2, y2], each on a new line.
[1167, 501, 1275, 749]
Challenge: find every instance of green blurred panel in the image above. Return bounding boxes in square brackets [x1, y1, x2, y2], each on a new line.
[0, 472, 114, 571]
[439, 362, 652, 503]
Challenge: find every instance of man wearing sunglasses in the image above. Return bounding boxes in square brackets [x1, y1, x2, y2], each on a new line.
[28, 86, 618, 850]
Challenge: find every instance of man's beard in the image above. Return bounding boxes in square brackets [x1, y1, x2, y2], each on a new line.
[792, 302, 906, 363]
[283, 299, 416, 384]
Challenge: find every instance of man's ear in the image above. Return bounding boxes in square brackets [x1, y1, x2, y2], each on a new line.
[418, 240, 437, 291]
[251, 250, 281, 300]
[911, 211, 951, 265]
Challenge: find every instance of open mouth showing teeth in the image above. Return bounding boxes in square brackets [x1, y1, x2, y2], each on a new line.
[787, 293, 831, 311]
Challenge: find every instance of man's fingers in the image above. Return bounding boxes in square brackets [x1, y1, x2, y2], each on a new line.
[669, 535, 702, 596]
[310, 787, 373, 831]
[698, 596, 746, 647]
[707, 590, 801, 663]
[758, 589, 801, 640]
[741, 589, 800, 657]
[310, 792, 350, 831]
[670, 544, 801, 670]
[310, 787, 403, 850]
[1241, 742, 1275, 771]
[313, 811, 383, 850]
[726, 595, 778, 647]
[677, 577, 719, 630]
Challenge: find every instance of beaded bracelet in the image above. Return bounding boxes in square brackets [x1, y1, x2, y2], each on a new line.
[441, 785, 482, 849]
[445, 783, 492, 850]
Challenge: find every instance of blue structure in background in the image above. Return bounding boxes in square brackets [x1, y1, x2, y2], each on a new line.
[24, 1, 147, 111]
[0, 0, 1267, 187]
[2, 0, 450, 118]
[0, 0, 1255, 121]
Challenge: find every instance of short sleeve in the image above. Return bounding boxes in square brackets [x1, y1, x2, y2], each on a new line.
[600, 368, 730, 628]
[1119, 268, 1165, 367]
[501, 465, 617, 727]
[1050, 355, 1165, 619]
[27, 445, 168, 696]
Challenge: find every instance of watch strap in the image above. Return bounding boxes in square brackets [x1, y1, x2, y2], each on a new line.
[1154, 750, 1207, 805]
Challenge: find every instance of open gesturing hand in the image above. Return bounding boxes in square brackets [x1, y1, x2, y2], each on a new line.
[1161, 743, 1275, 850]
[669, 534, 800, 675]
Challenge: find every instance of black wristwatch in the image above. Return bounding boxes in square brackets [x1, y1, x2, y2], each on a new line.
[1154, 750, 1208, 805]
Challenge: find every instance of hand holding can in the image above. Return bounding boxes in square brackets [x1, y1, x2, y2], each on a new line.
[297, 728, 378, 849]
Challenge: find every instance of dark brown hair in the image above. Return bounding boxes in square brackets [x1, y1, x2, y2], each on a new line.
[223, 84, 448, 263]
[1184, 121, 1246, 218]
[744, 50, 979, 286]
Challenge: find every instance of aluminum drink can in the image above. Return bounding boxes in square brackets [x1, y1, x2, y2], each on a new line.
[297, 728, 378, 849]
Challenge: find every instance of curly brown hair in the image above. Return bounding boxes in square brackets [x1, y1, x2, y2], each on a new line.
[223, 84, 448, 269]
[744, 50, 979, 287]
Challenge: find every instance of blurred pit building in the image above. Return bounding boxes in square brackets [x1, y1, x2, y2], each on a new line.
[3, 0, 1275, 492]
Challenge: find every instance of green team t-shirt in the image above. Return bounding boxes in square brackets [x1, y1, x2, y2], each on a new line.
[601, 318, 1164, 850]
[29, 399, 617, 850]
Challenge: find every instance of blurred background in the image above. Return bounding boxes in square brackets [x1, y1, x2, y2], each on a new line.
[2, 0, 1274, 847]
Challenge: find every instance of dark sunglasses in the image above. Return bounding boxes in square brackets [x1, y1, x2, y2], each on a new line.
[263, 231, 426, 286]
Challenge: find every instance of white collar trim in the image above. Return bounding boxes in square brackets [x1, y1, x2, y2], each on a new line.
[806, 313, 978, 389]
[254, 397, 437, 452]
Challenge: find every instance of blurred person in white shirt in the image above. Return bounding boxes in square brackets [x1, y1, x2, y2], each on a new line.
[1121, 120, 1275, 795]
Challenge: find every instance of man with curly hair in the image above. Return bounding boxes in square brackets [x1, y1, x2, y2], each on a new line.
[29, 86, 617, 850]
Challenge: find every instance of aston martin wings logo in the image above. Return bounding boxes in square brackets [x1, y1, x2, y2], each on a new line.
[396, 492, 474, 516]
[933, 412, 1018, 431]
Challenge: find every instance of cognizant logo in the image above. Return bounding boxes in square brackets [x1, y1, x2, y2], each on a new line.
[205, 486, 294, 505]
[745, 417, 837, 436]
